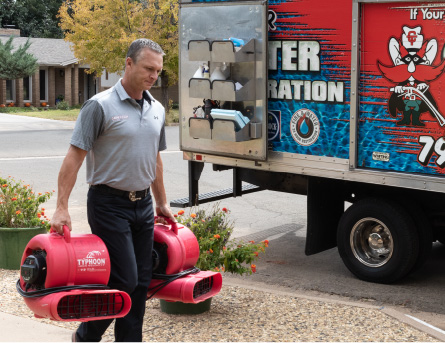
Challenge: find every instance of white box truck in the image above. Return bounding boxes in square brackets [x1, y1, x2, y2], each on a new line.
[172, 0, 445, 283]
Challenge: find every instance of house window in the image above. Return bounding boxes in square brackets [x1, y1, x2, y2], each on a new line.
[39, 69, 47, 101]
[6, 80, 15, 102]
[23, 76, 31, 101]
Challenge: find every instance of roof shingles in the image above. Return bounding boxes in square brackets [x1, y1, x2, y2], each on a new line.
[0, 37, 78, 67]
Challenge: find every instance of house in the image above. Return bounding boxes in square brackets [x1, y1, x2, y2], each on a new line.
[0, 28, 101, 107]
[0, 28, 178, 108]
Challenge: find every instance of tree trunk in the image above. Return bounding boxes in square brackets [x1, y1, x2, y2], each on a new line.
[160, 72, 169, 114]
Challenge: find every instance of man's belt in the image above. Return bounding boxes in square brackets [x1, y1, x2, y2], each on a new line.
[90, 184, 150, 201]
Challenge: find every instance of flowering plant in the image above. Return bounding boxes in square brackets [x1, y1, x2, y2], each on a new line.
[175, 204, 268, 275]
[0, 176, 53, 230]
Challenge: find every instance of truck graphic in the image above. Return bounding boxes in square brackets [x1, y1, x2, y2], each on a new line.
[173, 0, 445, 283]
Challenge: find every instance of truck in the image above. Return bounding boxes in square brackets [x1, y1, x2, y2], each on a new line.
[171, 0, 445, 284]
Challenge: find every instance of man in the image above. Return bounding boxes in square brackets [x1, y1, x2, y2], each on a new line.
[51, 38, 175, 342]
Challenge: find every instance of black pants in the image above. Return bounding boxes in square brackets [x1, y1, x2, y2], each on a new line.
[76, 188, 154, 342]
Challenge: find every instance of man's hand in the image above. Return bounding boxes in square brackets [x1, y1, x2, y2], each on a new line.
[51, 207, 72, 234]
[156, 204, 176, 222]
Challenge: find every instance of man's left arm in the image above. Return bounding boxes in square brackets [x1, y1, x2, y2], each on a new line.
[152, 152, 175, 221]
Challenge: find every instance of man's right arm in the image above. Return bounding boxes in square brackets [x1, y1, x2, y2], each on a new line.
[51, 145, 88, 234]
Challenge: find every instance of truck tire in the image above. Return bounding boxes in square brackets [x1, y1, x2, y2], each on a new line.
[405, 204, 432, 272]
[337, 198, 419, 284]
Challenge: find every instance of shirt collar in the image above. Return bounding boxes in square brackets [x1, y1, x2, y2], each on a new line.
[115, 78, 154, 105]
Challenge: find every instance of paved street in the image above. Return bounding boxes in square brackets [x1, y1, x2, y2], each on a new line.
[1, 113, 445, 332]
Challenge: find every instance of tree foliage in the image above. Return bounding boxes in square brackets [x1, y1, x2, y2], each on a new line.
[59, 0, 179, 86]
[0, 37, 38, 80]
[0, 0, 64, 38]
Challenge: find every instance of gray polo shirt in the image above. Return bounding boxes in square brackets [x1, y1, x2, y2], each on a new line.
[70, 79, 166, 191]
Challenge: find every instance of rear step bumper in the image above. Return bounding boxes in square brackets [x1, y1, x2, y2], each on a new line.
[170, 183, 262, 208]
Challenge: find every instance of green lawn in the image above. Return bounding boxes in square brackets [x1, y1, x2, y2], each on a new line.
[1, 108, 80, 121]
[1, 108, 179, 123]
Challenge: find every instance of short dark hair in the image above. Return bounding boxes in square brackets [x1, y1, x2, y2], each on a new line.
[126, 39, 165, 63]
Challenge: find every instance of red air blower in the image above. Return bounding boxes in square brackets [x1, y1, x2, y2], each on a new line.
[18, 218, 222, 322]
[148, 217, 222, 304]
[17, 226, 131, 322]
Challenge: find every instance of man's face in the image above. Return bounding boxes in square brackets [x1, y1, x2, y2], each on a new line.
[127, 48, 163, 91]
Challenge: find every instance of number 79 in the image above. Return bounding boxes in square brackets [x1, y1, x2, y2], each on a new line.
[418, 136, 445, 168]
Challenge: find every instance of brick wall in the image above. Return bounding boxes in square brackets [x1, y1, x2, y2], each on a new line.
[31, 70, 39, 107]
[0, 80, 5, 105]
[0, 28, 20, 37]
[64, 67, 72, 105]
[72, 65, 79, 106]
[149, 85, 179, 104]
[15, 78, 23, 107]
[48, 67, 56, 106]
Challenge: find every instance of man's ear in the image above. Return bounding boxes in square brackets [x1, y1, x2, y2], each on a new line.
[125, 57, 133, 69]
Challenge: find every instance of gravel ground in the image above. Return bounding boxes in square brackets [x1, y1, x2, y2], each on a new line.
[0, 269, 439, 342]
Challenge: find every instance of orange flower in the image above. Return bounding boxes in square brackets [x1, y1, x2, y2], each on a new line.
[11, 197, 17, 201]
[251, 264, 257, 273]
[214, 234, 220, 239]
[202, 219, 205, 223]
[262, 240, 269, 247]
[223, 246, 227, 250]
[15, 210, 21, 215]
[27, 197, 31, 200]
[41, 221, 45, 224]
[178, 210, 184, 215]
[2, 184, 7, 188]
[222, 207, 228, 212]
[254, 252, 259, 257]
[41, 208, 45, 211]
[190, 213, 196, 218]
[249, 240, 255, 244]
[38, 193, 42, 195]
[209, 249, 213, 253]
[37, 213, 41, 218]
[173, 214, 178, 217]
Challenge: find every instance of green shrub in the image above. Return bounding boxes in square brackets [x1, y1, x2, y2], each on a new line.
[56, 100, 70, 110]
[0, 176, 53, 230]
[175, 204, 269, 275]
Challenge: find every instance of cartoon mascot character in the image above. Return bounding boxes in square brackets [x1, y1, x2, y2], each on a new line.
[378, 26, 445, 127]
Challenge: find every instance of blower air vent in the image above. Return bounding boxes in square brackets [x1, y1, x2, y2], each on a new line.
[193, 276, 214, 299]
[57, 292, 127, 320]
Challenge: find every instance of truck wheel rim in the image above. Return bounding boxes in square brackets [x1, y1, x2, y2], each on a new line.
[350, 218, 393, 268]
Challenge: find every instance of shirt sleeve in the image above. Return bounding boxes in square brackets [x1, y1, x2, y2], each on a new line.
[158, 121, 167, 151]
[70, 100, 105, 151]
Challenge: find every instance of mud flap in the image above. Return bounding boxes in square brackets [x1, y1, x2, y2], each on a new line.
[305, 177, 344, 255]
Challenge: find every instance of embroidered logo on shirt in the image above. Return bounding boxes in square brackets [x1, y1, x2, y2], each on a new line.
[111, 115, 129, 121]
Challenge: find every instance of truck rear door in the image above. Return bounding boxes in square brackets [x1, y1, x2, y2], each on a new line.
[179, 0, 268, 161]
